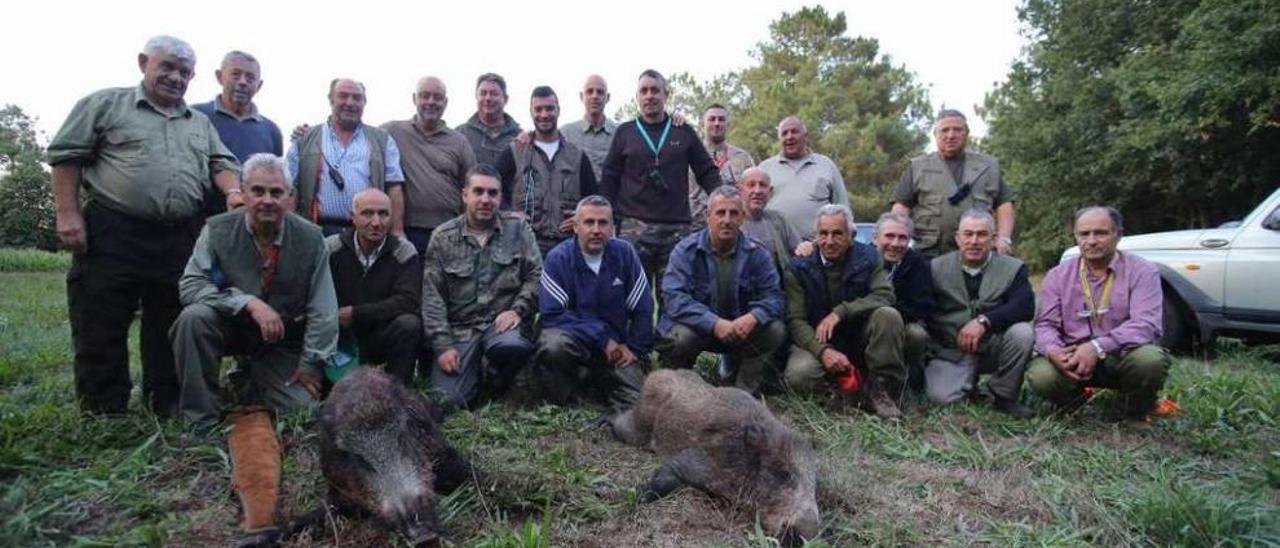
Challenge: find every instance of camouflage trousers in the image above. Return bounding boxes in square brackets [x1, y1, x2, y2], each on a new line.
[616, 217, 690, 312]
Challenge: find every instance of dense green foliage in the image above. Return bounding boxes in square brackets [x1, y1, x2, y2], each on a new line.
[0, 105, 57, 251]
[983, 0, 1280, 269]
[616, 6, 933, 221]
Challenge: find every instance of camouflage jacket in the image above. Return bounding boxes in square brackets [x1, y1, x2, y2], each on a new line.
[422, 213, 543, 349]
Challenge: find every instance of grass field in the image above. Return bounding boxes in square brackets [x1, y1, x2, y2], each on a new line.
[0, 252, 1278, 547]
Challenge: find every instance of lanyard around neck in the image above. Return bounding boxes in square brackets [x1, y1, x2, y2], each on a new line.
[1078, 257, 1115, 328]
[635, 117, 672, 159]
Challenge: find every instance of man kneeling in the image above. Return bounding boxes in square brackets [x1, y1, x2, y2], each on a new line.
[785, 205, 906, 419]
[535, 195, 653, 411]
[1028, 206, 1171, 419]
[170, 153, 337, 544]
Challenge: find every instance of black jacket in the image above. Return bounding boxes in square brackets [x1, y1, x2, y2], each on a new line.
[599, 115, 720, 223]
[887, 248, 936, 324]
[326, 230, 422, 333]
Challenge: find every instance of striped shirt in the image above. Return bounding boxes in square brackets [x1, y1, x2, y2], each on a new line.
[287, 123, 405, 221]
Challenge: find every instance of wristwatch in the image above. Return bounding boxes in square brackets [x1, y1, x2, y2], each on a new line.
[998, 235, 1013, 247]
[1090, 339, 1107, 360]
[976, 315, 991, 328]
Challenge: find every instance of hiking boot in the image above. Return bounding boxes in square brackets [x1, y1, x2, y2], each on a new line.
[992, 396, 1035, 419]
[866, 380, 902, 421]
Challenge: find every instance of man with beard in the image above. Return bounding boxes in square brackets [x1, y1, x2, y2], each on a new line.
[456, 73, 522, 169]
[600, 69, 721, 306]
[658, 186, 787, 395]
[534, 195, 652, 411]
[287, 78, 405, 235]
[422, 165, 543, 412]
[925, 209, 1035, 418]
[893, 110, 1016, 258]
[561, 74, 616, 181]
[48, 35, 240, 416]
[193, 51, 282, 219]
[871, 212, 935, 390]
[759, 116, 850, 240]
[170, 153, 336, 545]
[382, 76, 477, 254]
[495, 86, 598, 255]
[688, 104, 756, 227]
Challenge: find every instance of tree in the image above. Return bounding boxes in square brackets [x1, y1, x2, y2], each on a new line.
[0, 105, 57, 251]
[983, 0, 1280, 269]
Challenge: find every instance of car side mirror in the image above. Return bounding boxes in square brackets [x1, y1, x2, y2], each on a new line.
[1265, 209, 1280, 231]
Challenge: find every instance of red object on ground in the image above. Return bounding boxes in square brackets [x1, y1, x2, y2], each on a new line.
[1152, 399, 1182, 417]
[837, 367, 862, 393]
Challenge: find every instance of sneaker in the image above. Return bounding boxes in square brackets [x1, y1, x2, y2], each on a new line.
[992, 396, 1035, 419]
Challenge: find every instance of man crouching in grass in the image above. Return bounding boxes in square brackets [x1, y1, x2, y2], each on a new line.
[170, 153, 337, 546]
[1027, 206, 1171, 420]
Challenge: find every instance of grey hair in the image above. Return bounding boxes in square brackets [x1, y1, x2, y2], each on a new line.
[815, 204, 856, 232]
[575, 194, 612, 215]
[874, 212, 915, 237]
[959, 208, 996, 232]
[241, 153, 291, 189]
[1073, 205, 1125, 233]
[221, 50, 258, 67]
[935, 109, 968, 124]
[708, 184, 742, 203]
[143, 35, 196, 62]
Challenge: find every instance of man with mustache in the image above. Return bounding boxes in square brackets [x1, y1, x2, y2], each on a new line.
[47, 35, 240, 417]
[1028, 206, 1171, 419]
[193, 51, 283, 219]
[871, 212, 935, 390]
[170, 153, 336, 545]
[457, 73, 523, 169]
[657, 185, 787, 396]
[422, 165, 542, 412]
[925, 209, 1035, 418]
[688, 104, 756, 228]
[381, 76, 477, 254]
[287, 78, 406, 236]
[561, 74, 616, 181]
[534, 195, 652, 411]
[893, 109, 1016, 258]
[600, 69, 721, 308]
[760, 116, 850, 240]
[325, 188, 423, 385]
[495, 85, 598, 255]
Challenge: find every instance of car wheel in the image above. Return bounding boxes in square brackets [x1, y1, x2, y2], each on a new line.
[1160, 291, 1191, 351]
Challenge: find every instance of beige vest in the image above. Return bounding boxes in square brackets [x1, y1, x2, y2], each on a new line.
[906, 151, 1002, 257]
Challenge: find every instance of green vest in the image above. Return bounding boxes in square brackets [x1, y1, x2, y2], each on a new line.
[509, 139, 586, 243]
[205, 210, 325, 320]
[927, 251, 1024, 362]
[906, 151, 1002, 257]
[292, 123, 391, 220]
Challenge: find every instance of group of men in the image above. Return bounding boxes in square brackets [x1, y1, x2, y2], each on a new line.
[48, 35, 1174, 544]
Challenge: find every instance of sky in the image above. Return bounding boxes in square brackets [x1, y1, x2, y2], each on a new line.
[2, 0, 1027, 146]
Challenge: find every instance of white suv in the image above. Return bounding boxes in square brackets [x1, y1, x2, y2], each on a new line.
[1061, 186, 1280, 348]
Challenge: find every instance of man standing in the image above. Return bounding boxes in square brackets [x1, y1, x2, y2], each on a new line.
[287, 78, 405, 235]
[456, 73, 522, 169]
[784, 205, 905, 419]
[47, 35, 241, 416]
[689, 104, 757, 227]
[170, 153, 334, 545]
[601, 69, 721, 301]
[1028, 206, 1171, 419]
[658, 186, 787, 395]
[740, 167, 801, 274]
[925, 209, 1035, 418]
[325, 188, 423, 385]
[871, 212, 935, 390]
[381, 76, 478, 254]
[893, 110, 1016, 258]
[561, 74, 616, 181]
[535, 195, 652, 411]
[759, 116, 850, 240]
[422, 165, 542, 412]
[496, 86, 598, 255]
[193, 51, 283, 163]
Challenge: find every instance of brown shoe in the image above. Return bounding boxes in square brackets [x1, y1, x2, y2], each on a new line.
[866, 380, 902, 421]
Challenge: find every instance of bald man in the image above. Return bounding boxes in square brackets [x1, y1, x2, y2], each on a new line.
[382, 76, 478, 254]
[561, 74, 616, 180]
[325, 188, 423, 384]
[759, 116, 850, 240]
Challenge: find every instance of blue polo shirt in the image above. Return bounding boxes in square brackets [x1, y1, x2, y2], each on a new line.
[192, 96, 283, 162]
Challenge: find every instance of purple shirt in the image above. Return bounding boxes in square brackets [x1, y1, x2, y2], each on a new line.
[1034, 252, 1163, 355]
